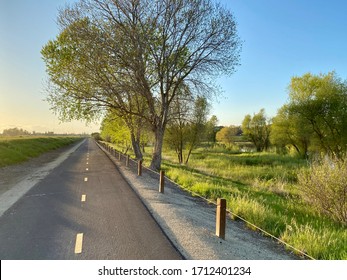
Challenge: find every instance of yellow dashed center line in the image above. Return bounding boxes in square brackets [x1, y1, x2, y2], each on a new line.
[81, 194, 86, 202]
[74, 233, 84, 254]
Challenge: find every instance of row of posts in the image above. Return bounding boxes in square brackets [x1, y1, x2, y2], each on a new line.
[101, 142, 227, 240]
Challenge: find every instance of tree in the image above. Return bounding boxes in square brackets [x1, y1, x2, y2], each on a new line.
[184, 97, 210, 163]
[216, 125, 241, 147]
[272, 72, 347, 158]
[41, 0, 241, 170]
[205, 115, 219, 146]
[91, 132, 102, 141]
[100, 112, 132, 153]
[165, 95, 209, 164]
[287, 72, 347, 158]
[242, 109, 271, 152]
[2, 128, 30, 136]
[271, 105, 311, 157]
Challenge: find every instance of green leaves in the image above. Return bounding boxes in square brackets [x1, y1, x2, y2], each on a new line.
[242, 109, 271, 152]
[273, 72, 347, 158]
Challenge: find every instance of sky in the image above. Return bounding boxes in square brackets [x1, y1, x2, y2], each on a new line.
[1, 0, 347, 133]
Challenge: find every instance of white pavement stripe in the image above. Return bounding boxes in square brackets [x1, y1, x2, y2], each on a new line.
[84, 177, 88, 182]
[81, 194, 86, 202]
[74, 233, 84, 254]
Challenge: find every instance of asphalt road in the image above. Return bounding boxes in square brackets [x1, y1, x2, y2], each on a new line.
[0, 139, 181, 260]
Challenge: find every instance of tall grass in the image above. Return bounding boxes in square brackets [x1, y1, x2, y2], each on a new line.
[0, 137, 82, 167]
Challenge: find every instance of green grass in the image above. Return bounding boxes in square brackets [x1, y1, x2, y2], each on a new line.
[0, 136, 82, 167]
[160, 150, 347, 259]
[104, 142, 347, 259]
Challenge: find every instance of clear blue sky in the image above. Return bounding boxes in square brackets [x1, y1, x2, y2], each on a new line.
[1, 0, 346, 133]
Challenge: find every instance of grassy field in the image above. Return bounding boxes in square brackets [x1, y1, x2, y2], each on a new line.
[0, 136, 82, 167]
[161, 149, 346, 260]
[107, 142, 347, 260]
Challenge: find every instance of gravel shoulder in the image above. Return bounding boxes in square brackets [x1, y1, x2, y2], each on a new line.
[99, 145, 299, 260]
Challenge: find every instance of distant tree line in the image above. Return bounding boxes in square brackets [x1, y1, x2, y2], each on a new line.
[2, 128, 31, 136]
[1, 127, 89, 137]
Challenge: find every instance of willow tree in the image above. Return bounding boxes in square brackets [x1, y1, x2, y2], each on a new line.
[41, 0, 241, 170]
[242, 109, 271, 152]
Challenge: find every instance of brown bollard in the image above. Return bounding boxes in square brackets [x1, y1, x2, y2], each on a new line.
[126, 155, 129, 167]
[159, 170, 165, 193]
[216, 198, 227, 239]
[137, 160, 142, 176]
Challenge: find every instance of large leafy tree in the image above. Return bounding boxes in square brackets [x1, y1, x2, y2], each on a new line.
[272, 72, 347, 158]
[242, 109, 271, 152]
[41, 0, 241, 170]
[271, 105, 311, 157]
[288, 72, 347, 158]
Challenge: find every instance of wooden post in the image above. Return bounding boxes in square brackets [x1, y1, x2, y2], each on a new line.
[216, 198, 227, 239]
[159, 170, 165, 193]
[118, 151, 121, 160]
[138, 160, 142, 176]
[126, 155, 129, 167]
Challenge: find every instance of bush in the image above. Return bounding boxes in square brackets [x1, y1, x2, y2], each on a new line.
[298, 157, 347, 225]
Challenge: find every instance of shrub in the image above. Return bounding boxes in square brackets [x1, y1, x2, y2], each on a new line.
[298, 157, 347, 225]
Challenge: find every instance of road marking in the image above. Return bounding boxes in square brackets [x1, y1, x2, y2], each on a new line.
[74, 233, 84, 254]
[86, 162, 89, 165]
[86, 168, 89, 171]
[81, 194, 86, 202]
[84, 177, 88, 182]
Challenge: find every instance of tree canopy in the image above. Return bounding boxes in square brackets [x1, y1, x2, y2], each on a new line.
[272, 72, 347, 158]
[41, 0, 241, 170]
[242, 109, 271, 152]
[216, 125, 241, 147]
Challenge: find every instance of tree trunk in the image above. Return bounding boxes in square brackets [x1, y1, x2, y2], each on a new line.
[131, 133, 143, 160]
[185, 138, 197, 164]
[150, 125, 165, 171]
